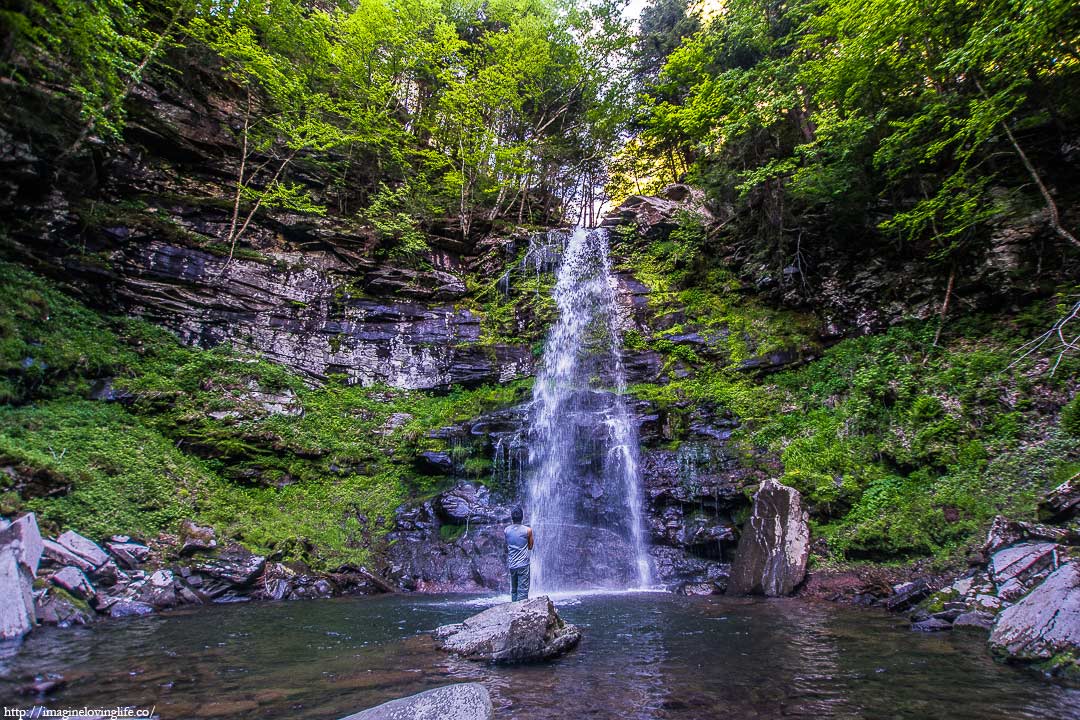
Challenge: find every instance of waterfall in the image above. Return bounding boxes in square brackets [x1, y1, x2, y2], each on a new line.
[525, 226, 652, 592]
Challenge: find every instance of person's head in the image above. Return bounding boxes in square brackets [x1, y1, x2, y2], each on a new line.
[511, 506, 523, 524]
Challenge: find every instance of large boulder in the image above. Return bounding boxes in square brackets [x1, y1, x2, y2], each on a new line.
[338, 683, 494, 720]
[0, 513, 43, 575]
[0, 541, 35, 640]
[728, 479, 810, 596]
[989, 561, 1080, 675]
[433, 596, 581, 664]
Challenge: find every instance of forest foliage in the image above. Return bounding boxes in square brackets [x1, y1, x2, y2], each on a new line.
[1, 0, 636, 237]
[617, 0, 1080, 273]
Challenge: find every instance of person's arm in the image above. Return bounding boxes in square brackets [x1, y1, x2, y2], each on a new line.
[527, 527, 534, 550]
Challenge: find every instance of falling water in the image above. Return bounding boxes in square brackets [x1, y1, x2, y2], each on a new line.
[525, 227, 652, 592]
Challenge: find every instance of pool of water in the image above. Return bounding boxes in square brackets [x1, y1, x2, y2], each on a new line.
[2, 592, 1076, 719]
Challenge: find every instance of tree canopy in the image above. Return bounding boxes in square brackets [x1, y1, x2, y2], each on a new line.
[619, 0, 1080, 271]
[2, 0, 636, 238]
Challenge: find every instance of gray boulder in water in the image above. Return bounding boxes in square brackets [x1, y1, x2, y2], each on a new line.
[989, 561, 1080, 674]
[728, 479, 810, 596]
[433, 595, 581, 663]
[338, 683, 493, 720]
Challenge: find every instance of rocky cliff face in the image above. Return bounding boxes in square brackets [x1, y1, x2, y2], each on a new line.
[2, 68, 536, 391]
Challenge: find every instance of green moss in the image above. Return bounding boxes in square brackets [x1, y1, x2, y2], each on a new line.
[741, 321, 1079, 561]
[0, 261, 128, 403]
[1061, 394, 1080, 437]
[0, 400, 220, 538]
[0, 263, 533, 570]
[439, 523, 467, 542]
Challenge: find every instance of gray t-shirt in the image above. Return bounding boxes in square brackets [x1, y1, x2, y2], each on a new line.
[505, 523, 531, 570]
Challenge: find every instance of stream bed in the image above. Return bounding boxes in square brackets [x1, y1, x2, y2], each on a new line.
[2, 592, 1077, 719]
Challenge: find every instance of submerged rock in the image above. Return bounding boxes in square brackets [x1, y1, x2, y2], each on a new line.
[433, 596, 581, 664]
[728, 479, 810, 596]
[108, 600, 155, 618]
[338, 683, 494, 720]
[989, 561, 1080, 675]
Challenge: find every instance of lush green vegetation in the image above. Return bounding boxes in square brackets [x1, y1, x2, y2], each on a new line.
[0, 261, 529, 568]
[627, 264, 1078, 561]
[2, 0, 636, 247]
[616, 0, 1080, 277]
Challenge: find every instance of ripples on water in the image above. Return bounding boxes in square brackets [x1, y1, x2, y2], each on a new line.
[1, 593, 1076, 719]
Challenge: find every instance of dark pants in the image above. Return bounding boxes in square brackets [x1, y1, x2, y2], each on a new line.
[510, 565, 531, 601]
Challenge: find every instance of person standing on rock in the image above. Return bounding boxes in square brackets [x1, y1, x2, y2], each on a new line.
[505, 507, 534, 601]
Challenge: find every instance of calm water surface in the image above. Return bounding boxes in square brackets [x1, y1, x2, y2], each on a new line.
[1, 592, 1076, 719]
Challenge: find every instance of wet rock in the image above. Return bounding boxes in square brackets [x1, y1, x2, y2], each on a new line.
[17, 678, 66, 696]
[108, 600, 155, 618]
[179, 520, 217, 556]
[287, 575, 336, 600]
[912, 617, 953, 632]
[434, 596, 581, 664]
[886, 579, 933, 612]
[35, 590, 94, 627]
[728, 479, 810, 597]
[256, 562, 295, 601]
[416, 451, 453, 475]
[50, 566, 95, 602]
[989, 561, 1080, 674]
[338, 683, 494, 720]
[736, 349, 807, 374]
[989, 542, 1060, 602]
[193, 545, 266, 592]
[1038, 474, 1078, 523]
[0, 541, 36, 640]
[137, 569, 177, 608]
[56, 530, 109, 568]
[435, 483, 508, 525]
[90, 559, 126, 587]
[105, 540, 150, 569]
[953, 611, 995, 631]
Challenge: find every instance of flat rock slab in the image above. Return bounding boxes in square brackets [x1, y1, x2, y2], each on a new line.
[338, 683, 493, 720]
[57, 530, 108, 568]
[990, 561, 1080, 673]
[434, 596, 581, 664]
[42, 540, 94, 573]
[989, 542, 1059, 601]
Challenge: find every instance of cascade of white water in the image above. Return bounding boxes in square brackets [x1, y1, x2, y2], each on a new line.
[525, 226, 652, 592]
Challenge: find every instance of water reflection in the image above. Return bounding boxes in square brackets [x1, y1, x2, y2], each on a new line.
[1, 593, 1077, 720]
